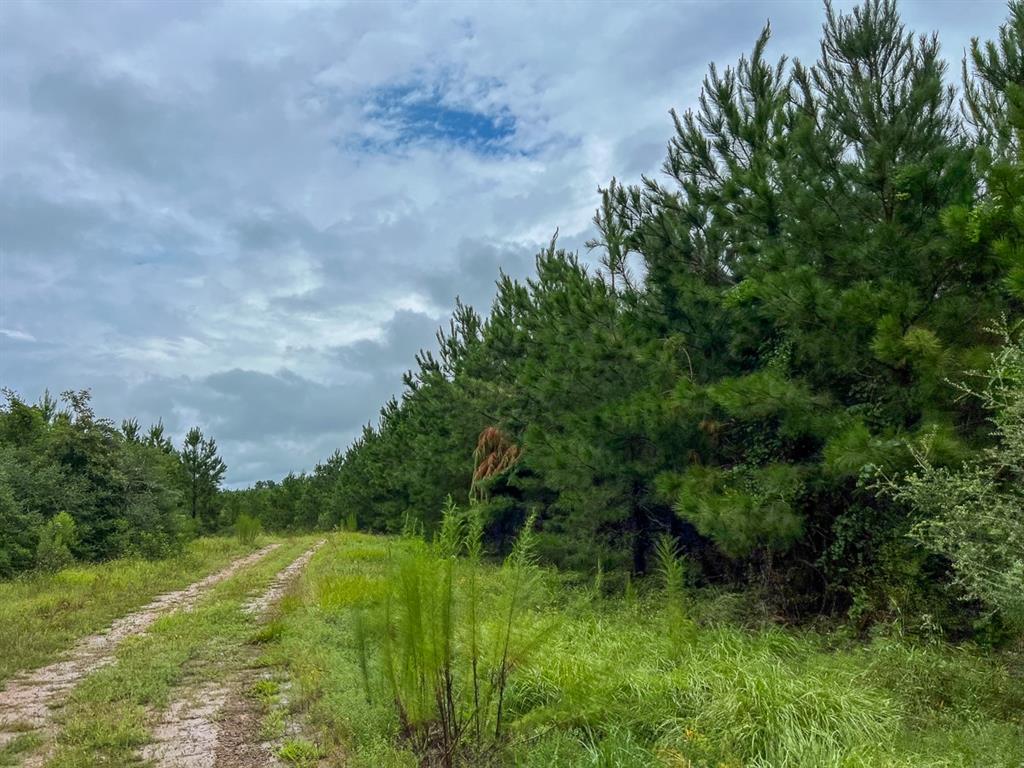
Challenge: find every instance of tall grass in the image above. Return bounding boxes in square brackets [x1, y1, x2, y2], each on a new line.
[235, 512, 262, 544]
[263, 534, 1024, 768]
[370, 499, 542, 766]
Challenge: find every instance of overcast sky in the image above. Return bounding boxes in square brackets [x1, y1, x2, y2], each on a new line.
[0, 0, 1010, 486]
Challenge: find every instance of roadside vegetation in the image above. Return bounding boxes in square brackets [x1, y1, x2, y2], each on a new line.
[2, 1, 1022, 766]
[0, 388, 229, 579]
[227, 0, 1024, 649]
[0, 537, 317, 768]
[261, 529, 1024, 768]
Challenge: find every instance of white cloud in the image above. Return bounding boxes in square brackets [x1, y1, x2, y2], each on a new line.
[0, 329, 36, 343]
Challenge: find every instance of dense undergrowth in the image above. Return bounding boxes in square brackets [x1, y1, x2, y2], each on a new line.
[262, 532, 1024, 768]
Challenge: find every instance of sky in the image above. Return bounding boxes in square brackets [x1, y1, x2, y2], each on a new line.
[0, 0, 1011, 487]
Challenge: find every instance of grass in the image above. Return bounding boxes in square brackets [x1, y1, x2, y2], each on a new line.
[260, 532, 1024, 768]
[279, 737, 325, 766]
[4, 529, 1019, 767]
[0, 535, 261, 684]
[30, 536, 320, 768]
[256, 533, 416, 766]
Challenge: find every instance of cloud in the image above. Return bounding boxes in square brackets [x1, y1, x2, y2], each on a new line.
[0, 329, 36, 343]
[0, 0, 1009, 484]
[334, 310, 441, 378]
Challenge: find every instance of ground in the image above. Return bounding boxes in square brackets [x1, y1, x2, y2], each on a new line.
[0, 532, 1022, 768]
[0, 536, 324, 768]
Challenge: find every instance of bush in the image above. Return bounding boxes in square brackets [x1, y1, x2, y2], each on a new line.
[235, 512, 262, 545]
[36, 511, 77, 572]
[0, 471, 38, 578]
[888, 325, 1024, 629]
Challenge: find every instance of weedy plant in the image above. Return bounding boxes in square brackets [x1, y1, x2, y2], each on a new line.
[234, 512, 262, 545]
[654, 533, 696, 647]
[371, 496, 543, 766]
[35, 511, 77, 572]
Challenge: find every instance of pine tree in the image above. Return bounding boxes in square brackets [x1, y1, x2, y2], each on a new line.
[180, 426, 227, 530]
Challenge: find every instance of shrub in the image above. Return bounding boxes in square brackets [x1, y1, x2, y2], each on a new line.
[35, 511, 77, 572]
[888, 324, 1024, 629]
[235, 512, 262, 545]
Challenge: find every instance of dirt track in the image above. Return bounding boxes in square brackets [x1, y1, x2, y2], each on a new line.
[0, 543, 281, 754]
[140, 540, 326, 768]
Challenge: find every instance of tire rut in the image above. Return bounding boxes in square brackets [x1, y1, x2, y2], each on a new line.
[0, 543, 281, 754]
[140, 540, 326, 768]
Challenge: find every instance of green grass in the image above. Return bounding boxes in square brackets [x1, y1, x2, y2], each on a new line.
[261, 533, 1024, 768]
[9, 530, 1018, 767]
[279, 737, 325, 766]
[257, 534, 415, 766]
[0, 535, 262, 684]
[34, 536, 320, 768]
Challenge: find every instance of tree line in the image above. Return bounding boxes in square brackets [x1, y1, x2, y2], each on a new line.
[0, 389, 226, 576]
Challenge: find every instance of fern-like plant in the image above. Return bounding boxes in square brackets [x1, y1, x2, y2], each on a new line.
[373, 501, 543, 765]
[654, 533, 696, 646]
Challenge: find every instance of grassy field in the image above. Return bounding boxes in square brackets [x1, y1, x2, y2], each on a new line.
[2, 532, 1021, 767]
[258, 533, 1024, 768]
[0, 536, 260, 685]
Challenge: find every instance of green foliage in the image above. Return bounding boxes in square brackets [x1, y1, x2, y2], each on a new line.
[35, 511, 77, 572]
[278, 738, 325, 766]
[0, 535, 251, 685]
[234, 512, 262, 545]
[653, 533, 696, 646]
[223, 461, 341, 534]
[963, 1, 1024, 159]
[180, 426, 227, 531]
[0, 454, 39, 577]
[0, 0, 1019, 659]
[888, 324, 1024, 627]
[267, 534, 1024, 768]
[369, 503, 544, 764]
[674, 464, 804, 558]
[186, 1, 1024, 638]
[0, 389, 225, 576]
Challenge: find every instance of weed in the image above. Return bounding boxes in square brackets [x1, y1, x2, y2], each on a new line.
[235, 513, 262, 545]
[279, 737, 325, 766]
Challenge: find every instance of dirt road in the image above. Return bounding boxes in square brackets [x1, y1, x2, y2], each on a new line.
[0, 544, 281, 754]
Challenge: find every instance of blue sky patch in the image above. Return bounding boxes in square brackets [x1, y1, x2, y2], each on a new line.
[361, 82, 517, 155]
